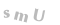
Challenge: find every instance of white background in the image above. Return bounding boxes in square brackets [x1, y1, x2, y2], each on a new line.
[0, 0, 60, 25]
